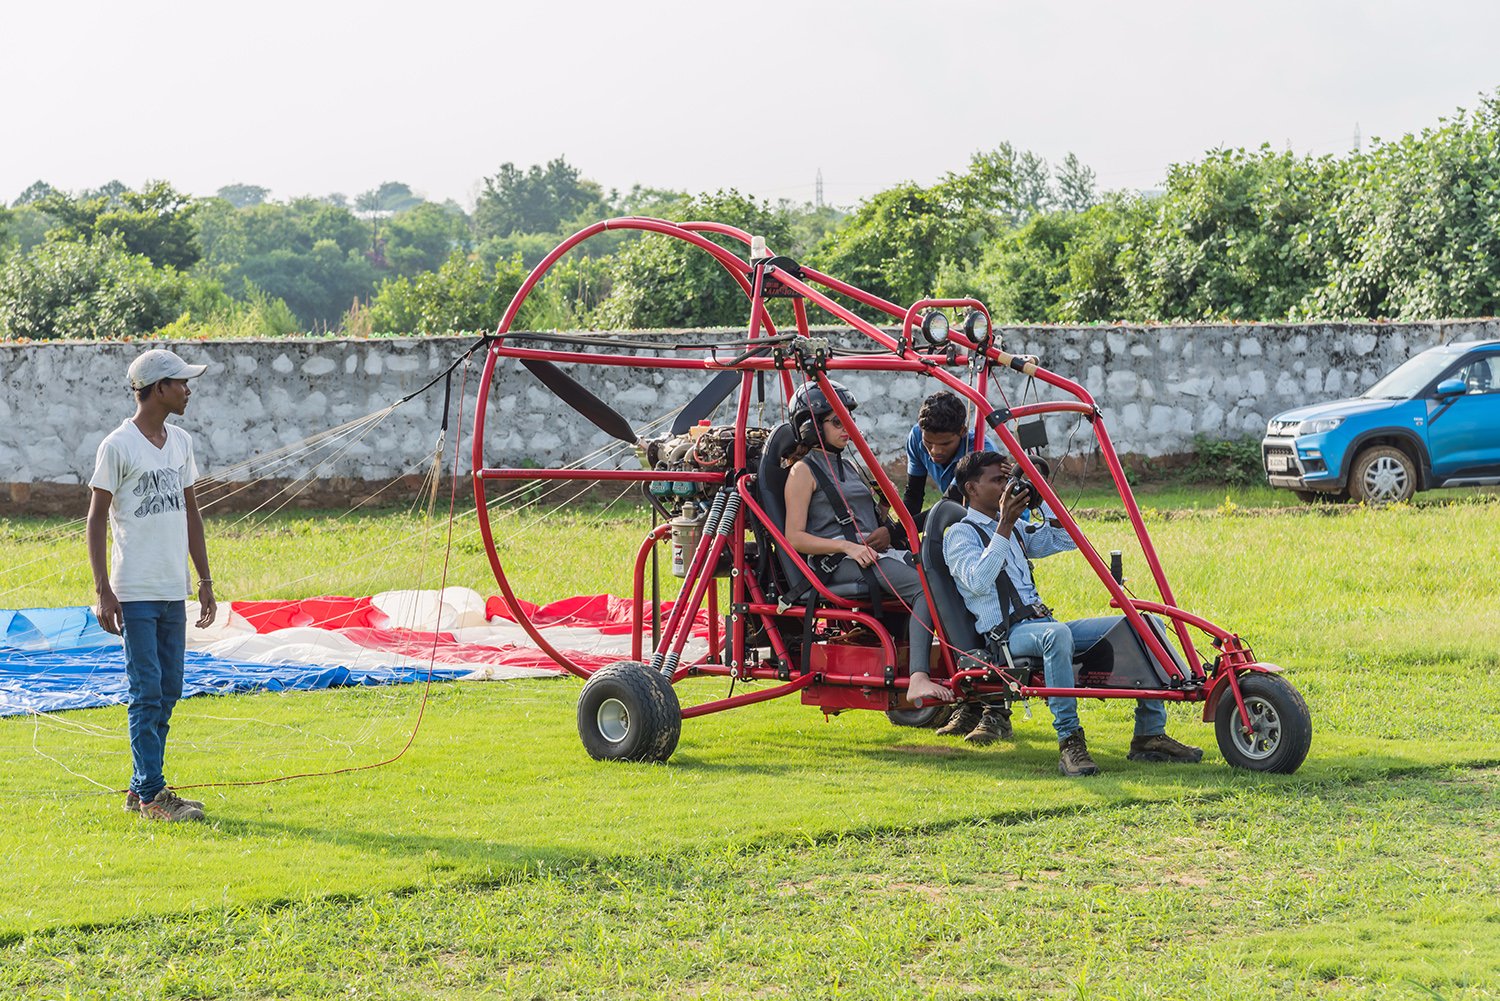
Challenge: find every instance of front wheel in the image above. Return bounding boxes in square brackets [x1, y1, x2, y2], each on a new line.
[1347, 445, 1417, 505]
[1214, 673, 1312, 773]
[578, 661, 681, 762]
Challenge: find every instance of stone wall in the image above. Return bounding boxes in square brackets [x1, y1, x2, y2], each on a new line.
[2, 320, 1495, 514]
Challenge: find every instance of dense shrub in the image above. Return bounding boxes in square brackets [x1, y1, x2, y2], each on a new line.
[0, 238, 198, 340]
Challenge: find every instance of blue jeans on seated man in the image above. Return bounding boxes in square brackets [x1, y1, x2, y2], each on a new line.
[1005, 616, 1167, 743]
[121, 600, 187, 804]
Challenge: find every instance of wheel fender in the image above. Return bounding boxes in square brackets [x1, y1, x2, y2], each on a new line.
[1202, 662, 1284, 723]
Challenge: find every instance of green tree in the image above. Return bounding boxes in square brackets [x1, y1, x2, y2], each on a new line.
[1055, 153, 1098, 213]
[473, 157, 608, 239]
[35, 181, 202, 269]
[216, 183, 270, 208]
[592, 190, 794, 330]
[195, 196, 377, 325]
[367, 251, 530, 334]
[11, 180, 56, 207]
[1114, 147, 1337, 321]
[808, 151, 1016, 310]
[1309, 95, 1500, 319]
[383, 202, 468, 276]
[0, 237, 199, 340]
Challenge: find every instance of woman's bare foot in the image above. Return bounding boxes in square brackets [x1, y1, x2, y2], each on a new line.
[906, 672, 954, 705]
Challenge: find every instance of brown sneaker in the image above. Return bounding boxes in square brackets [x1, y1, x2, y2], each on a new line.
[125, 790, 204, 813]
[1058, 729, 1100, 777]
[1128, 733, 1204, 763]
[964, 705, 1014, 745]
[934, 702, 982, 737]
[139, 790, 205, 822]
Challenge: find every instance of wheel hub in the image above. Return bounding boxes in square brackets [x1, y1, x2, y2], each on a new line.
[1365, 457, 1408, 503]
[597, 698, 630, 743]
[1232, 695, 1282, 760]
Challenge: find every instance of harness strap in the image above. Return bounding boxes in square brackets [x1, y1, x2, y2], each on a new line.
[803, 453, 883, 617]
[965, 521, 1031, 637]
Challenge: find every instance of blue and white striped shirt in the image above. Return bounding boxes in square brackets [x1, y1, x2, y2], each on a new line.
[941, 506, 1076, 633]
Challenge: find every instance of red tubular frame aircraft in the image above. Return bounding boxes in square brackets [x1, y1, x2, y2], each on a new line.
[471, 217, 1312, 773]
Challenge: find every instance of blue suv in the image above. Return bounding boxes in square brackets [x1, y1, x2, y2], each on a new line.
[1262, 339, 1500, 504]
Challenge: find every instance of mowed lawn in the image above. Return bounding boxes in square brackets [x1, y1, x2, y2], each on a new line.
[1, 491, 1497, 999]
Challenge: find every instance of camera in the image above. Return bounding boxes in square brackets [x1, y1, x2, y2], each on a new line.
[1007, 475, 1042, 510]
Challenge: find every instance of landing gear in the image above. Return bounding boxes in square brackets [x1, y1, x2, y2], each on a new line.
[1214, 673, 1312, 773]
[578, 661, 681, 762]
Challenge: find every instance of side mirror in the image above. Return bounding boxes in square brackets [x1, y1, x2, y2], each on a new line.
[1435, 377, 1466, 398]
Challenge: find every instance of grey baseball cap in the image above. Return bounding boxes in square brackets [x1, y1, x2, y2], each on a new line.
[128, 349, 208, 390]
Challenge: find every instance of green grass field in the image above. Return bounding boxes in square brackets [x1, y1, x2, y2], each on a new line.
[1, 488, 1497, 999]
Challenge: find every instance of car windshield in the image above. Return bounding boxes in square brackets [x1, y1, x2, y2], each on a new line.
[1361, 351, 1456, 399]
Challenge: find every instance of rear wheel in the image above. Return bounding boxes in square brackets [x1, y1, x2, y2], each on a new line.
[578, 661, 681, 762]
[1214, 673, 1312, 773]
[1348, 445, 1417, 505]
[886, 705, 955, 729]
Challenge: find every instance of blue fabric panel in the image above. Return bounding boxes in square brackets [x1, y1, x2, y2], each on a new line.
[0, 607, 469, 717]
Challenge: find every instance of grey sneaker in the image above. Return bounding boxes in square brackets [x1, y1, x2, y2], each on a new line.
[964, 705, 1014, 745]
[139, 790, 205, 822]
[934, 702, 982, 737]
[1128, 733, 1204, 763]
[1058, 729, 1100, 777]
[125, 789, 204, 813]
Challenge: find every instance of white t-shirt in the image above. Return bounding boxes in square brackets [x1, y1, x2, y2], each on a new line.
[89, 420, 200, 602]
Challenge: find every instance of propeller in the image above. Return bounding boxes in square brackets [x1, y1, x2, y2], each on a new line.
[520, 359, 640, 444]
[670, 370, 742, 435]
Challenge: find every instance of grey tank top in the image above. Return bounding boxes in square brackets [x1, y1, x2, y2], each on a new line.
[801, 448, 880, 540]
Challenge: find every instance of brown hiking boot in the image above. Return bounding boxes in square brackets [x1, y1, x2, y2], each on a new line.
[1128, 733, 1204, 764]
[934, 702, 982, 737]
[125, 789, 204, 813]
[964, 705, 1014, 745]
[139, 790, 205, 822]
[1058, 729, 1100, 777]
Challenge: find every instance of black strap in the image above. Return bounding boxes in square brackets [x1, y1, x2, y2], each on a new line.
[965, 521, 1030, 637]
[803, 454, 883, 617]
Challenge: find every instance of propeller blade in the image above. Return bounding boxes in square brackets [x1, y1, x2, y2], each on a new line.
[671, 370, 742, 435]
[520, 358, 638, 444]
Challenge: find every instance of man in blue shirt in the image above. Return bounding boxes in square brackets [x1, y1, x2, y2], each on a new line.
[942, 451, 1202, 776]
[901, 391, 996, 517]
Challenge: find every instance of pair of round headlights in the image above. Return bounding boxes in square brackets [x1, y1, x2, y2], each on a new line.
[919, 309, 991, 347]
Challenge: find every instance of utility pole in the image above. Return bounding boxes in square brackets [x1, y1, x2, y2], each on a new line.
[1353, 122, 1362, 153]
[815, 168, 824, 209]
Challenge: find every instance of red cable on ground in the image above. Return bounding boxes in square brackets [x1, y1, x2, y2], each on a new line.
[162, 360, 472, 796]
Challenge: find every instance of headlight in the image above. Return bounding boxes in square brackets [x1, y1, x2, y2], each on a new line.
[1296, 417, 1345, 435]
[920, 311, 950, 347]
[963, 309, 990, 344]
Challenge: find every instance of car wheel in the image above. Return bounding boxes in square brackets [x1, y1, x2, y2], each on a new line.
[1347, 446, 1416, 505]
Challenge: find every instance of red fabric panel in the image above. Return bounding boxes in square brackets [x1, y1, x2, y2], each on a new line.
[232, 597, 385, 634]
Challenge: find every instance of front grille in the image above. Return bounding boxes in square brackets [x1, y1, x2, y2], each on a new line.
[1266, 419, 1300, 437]
[1263, 444, 1299, 475]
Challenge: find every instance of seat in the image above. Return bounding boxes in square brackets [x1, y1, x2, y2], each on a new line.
[918, 499, 1042, 673]
[753, 423, 869, 602]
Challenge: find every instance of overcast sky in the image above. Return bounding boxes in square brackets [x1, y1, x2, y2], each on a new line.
[5, 0, 1498, 209]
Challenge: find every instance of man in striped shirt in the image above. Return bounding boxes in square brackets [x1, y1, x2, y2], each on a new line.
[942, 451, 1202, 776]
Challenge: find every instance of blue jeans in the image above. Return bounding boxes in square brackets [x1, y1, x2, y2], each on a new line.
[121, 601, 187, 803]
[1006, 616, 1168, 743]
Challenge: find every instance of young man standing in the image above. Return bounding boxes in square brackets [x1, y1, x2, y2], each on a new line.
[87, 349, 216, 822]
[901, 391, 997, 517]
[942, 451, 1202, 776]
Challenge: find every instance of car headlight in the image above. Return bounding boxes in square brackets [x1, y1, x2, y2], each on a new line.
[1296, 417, 1344, 435]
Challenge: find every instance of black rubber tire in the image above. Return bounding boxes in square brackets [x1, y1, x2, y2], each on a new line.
[1347, 445, 1417, 506]
[1214, 673, 1312, 774]
[577, 662, 681, 763]
[886, 704, 955, 729]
